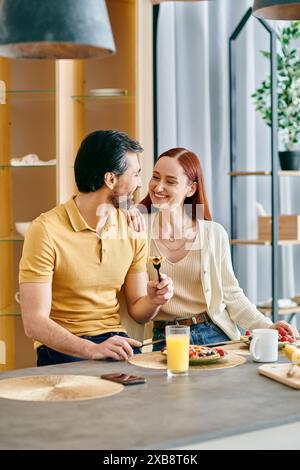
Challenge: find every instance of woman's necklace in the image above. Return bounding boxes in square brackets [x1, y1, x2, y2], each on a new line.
[158, 238, 188, 251]
[158, 228, 197, 253]
[153, 212, 197, 249]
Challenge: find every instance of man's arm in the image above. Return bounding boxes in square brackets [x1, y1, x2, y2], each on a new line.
[124, 271, 173, 323]
[20, 282, 141, 361]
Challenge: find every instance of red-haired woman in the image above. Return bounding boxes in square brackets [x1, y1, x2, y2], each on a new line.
[131, 148, 297, 350]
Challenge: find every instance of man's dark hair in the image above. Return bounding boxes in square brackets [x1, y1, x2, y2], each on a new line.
[74, 130, 143, 192]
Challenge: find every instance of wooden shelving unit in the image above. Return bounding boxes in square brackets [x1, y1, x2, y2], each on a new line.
[230, 239, 300, 246]
[0, 304, 21, 317]
[229, 171, 300, 177]
[0, 236, 24, 243]
[258, 305, 300, 316]
[0, 0, 154, 371]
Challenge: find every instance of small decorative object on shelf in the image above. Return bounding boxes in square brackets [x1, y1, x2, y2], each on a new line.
[10, 154, 56, 166]
[0, 340, 5, 365]
[15, 222, 31, 237]
[0, 80, 5, 104]
[292, 294, 300, 305]
[256, 201, 267, 217]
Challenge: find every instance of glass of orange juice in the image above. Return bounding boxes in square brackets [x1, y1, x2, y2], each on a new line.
[165, 325, 190, 376]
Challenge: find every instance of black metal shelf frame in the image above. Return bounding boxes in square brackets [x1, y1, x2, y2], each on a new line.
[229, 7, 279, 322]
[153, 4, 160, 161]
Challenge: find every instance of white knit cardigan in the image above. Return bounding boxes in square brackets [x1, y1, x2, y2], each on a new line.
[120, 218, 273, 342]
[197, 219, 273, 339]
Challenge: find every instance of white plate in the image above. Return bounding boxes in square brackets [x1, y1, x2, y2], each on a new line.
[240, 336, 299, 350]
[89, 88, 128, 97]
[258, 298, 298, 309]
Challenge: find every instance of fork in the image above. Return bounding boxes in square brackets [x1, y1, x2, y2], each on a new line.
[150, 257, 163, 282]
[153, 262, 162, 282]
[140, 338, 165, 349]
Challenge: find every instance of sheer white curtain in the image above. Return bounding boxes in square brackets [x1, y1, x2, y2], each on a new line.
[157, 0, 253, 225]
[156, 0, 300, 319]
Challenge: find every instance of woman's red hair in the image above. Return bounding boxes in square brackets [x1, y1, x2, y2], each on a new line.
[139, 148, 212, 220]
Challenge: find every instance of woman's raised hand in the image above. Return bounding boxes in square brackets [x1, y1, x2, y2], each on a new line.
[125, 206, 146, 232]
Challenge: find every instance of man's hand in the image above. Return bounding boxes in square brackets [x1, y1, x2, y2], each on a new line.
[270, 321, 299, 339]
[89, 336, 142, 361]
[147, 273, 173, 306]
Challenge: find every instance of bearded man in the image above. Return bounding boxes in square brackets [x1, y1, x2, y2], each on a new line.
[19, 130, 173, 366]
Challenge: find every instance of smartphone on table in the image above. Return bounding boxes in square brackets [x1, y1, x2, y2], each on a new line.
[101, 373, 146, 385]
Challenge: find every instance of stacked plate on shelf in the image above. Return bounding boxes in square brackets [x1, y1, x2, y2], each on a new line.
[89, 88, 128, 97]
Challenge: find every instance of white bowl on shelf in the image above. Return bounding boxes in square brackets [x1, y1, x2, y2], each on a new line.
[15, 222, 31, 237]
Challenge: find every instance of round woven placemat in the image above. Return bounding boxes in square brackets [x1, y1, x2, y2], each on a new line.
[222, 343, 288, 357]
[222, 343, 250, 356]
[0, 375, 124, 402]
[129, 351, 246, 371]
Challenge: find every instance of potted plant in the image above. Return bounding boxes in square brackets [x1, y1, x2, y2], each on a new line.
[252, 21, 300, 171]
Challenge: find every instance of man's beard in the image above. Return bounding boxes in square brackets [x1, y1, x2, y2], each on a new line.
[110, 189, 134, 209]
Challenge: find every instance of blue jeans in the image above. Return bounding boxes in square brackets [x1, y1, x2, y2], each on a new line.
[152, 317, 229, 352]
[37, 332, 141, 367]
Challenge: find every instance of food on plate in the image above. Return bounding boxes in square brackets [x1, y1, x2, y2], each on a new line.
[276, 327, 296, 344]
[161, 344, 225, 361]
[242, 327, 296, 346]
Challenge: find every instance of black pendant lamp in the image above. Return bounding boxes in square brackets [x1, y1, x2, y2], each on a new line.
[253, 0, 300, 20]
[0, 0, 116, 59]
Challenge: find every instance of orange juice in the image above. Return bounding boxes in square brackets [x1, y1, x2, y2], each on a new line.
[166, 334, 190, 374]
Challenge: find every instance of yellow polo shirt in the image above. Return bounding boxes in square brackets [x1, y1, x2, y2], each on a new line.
[19, 197, 147, 340]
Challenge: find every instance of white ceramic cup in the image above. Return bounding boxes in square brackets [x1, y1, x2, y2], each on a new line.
[14, 291, 20, 304]
[250, 329, 278, 363]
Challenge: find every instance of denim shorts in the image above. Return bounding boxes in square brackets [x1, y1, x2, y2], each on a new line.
[152, 317, 229, 352]
[37, 332, 141, 367]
